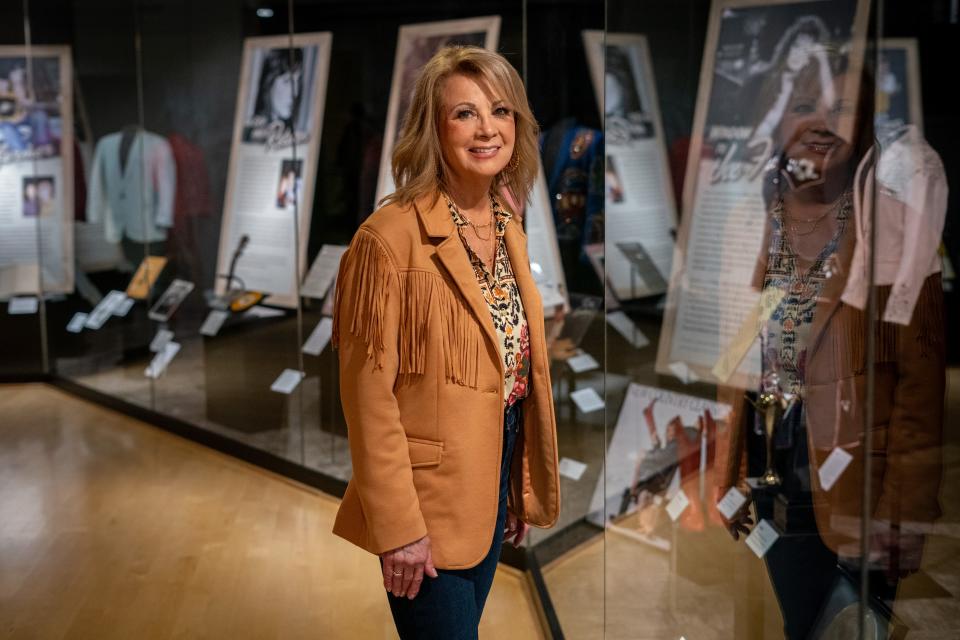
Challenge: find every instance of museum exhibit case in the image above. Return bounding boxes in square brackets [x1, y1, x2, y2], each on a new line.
[1, 0, 958, 637]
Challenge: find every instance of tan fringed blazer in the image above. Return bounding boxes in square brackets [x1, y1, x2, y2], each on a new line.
[331, 191, 561, 569]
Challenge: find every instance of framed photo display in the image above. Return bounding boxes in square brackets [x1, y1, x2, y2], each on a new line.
[655, 0, 870, 388]
[583, 30, 678, 300]
[375, 16, 501, 204]
[216, 32, 332, 308]
[0, 46, 74, 297]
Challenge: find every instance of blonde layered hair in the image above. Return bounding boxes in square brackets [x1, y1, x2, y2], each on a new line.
[382, 46, 540, 210]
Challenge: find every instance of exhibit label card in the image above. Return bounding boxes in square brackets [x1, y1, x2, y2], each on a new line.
[66, 312, 88, 333]
[85, 290, 127, 329]
[8, 296, 38, 315]
[148, 279, 194, 322]
[114, 297, 135, 317]
[302, 317, 334, 356]
[300, 245, 347, 300]
[666, 490, 690, 522]
[717, 487, 749, 521]
[149, 329, 174, 353]
[818, 447, 854, 492]
[200, 310, 230, 337]
[144, 342, 181, 379]
[558, 457, 588, 481]
[745, 519, 781, 559]
[567, 351, 600, 373]
[668, 361, 700, 385]
[607, 311, 650, 349]
[270, 368, 305, 394]
[570, 387, 605, 414]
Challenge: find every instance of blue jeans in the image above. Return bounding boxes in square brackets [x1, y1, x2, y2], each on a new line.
[384, 401, 522, 640]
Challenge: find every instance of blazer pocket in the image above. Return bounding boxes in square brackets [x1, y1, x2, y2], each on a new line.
[407, 436, 443, 468]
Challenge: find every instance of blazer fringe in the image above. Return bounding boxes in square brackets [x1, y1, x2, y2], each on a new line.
[332, 231, 392, 369]
[333, 231, 481, 387]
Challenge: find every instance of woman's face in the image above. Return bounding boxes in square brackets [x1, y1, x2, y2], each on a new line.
[439, 73, 515, 184]
[269, 70, 299, 120]
[779, 72, 857, 182]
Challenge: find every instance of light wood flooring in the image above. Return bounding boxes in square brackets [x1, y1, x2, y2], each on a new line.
[0, 384, 545, 640]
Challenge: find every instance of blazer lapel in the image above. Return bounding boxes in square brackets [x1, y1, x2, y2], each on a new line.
[415, 193, 502, 373]
[806, 216, 857, 357]
[504, 220, 544, 337]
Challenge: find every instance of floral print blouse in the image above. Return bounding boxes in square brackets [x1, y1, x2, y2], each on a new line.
[446, 194, 531, 408]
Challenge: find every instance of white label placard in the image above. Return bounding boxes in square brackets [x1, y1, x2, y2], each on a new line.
[301, 244, 348, 300]
[818, 447, 854, 492]
[200, 310, 230, 337]
[114, 297, 135, 317]
[85, 290, 127, 329]
[745, 519, 781, 559]
[244, 306, 285, 320]
[66, 312, 88, 333]
[144, 342, 181, 379]
[149, 329, 174, 353]
[302, 317, 334, 356]
[717, 487, 749, 521]
[558, 457, 588, 481]
[668, 361, 700, 385]
[270, 368, 304, 394]
[666, 490, 691, 521]
[607, 311, 650, 349]
[567, 351, 600, 374]
[8, 296, 39, 315]
[570, 387, 605, 413]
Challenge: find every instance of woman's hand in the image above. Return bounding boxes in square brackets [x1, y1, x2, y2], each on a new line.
[504, 511, 529, 547]
[381, 535, 439, 599]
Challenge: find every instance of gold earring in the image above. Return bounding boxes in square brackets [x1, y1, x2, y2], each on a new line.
[508, 154, 519, 172]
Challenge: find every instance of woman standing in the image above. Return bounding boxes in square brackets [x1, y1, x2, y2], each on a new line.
[331, 46, 561, 639]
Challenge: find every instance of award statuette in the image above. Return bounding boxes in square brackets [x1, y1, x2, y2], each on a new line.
[746, 374, 796, 487]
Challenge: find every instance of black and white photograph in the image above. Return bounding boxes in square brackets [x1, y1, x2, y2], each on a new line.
[604, 43, 653, 142]
[242, 45, 320, 146]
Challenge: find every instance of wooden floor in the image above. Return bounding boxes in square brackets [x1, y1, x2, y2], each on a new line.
[0, 384, 545, 640]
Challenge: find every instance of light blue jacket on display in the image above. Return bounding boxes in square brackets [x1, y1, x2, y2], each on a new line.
[86, 128, 176, 244]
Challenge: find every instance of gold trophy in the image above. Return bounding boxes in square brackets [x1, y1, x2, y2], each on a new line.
[747, 375, 795, 487]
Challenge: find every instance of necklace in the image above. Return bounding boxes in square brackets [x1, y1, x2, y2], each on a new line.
[783, 190, 850, 237]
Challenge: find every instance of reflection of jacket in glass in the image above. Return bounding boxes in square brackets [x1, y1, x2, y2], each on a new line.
[716, 132, 947, 557]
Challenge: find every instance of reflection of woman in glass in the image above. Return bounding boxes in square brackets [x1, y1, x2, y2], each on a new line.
[254, 49, 304, 127]
[749, 17, 833, 152]
[718, 53, 946, 639]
